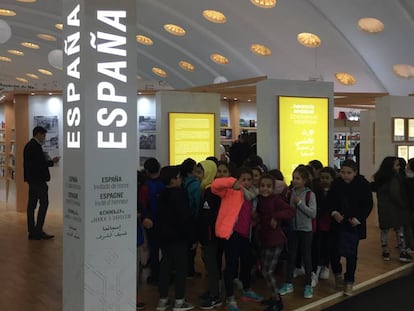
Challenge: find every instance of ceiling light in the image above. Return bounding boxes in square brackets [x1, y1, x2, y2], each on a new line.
[16, 77, 28, 83]
[37, 34, 56, 41]
[210, 53, 229, 65]
[38, 68, 53, 76]
[0, 9, 16, 16]
[136, 34, 153, 45]
[164, 24, 186, 36]
[55, 23, 63, 30]
[358, 18, 384, 33]
[179, 61, 195, 72]
[48, 49, 63, 69]
[251, 43, 271, 56]
[297, 32, 321, 47]
[8, 49, 24, 56]
[17, 0, 37, 2]
[335, 72, 356, 85]
[26, 73, 39, 79]
[0, 19, 11, 43]
[250, 0, 277, 8]
[202, 10, 227, 23]
[392, 64, 414, 79]
[0, 56, 11, 62]
[21, 42, 40, 49]
[152, 67, 167, 78]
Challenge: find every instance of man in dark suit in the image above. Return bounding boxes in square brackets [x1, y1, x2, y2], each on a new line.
[23, 126, 60, 240]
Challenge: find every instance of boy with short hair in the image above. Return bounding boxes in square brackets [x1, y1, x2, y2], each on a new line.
[328, 160, 373, 296]
[156, 166, 194, 311]
[140, 157, 164, 285]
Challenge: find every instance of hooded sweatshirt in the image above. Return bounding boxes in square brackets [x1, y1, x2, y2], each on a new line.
[198, 160, 220, 245]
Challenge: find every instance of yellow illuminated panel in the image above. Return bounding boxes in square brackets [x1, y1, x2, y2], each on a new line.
[169, 113, 215, 165]
[278, 96, 328, 180]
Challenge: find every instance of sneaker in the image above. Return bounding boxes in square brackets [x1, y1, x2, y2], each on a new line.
[226, 301, 240, 311]
[173, 300, 194, 311]
[261, 297, 276, 306]
[156, 298, 171, 311]
[334, 274, 344, 289]
[303, 285, 313, 299]
[278, 283, 293, 296]
[319, 266, 330, 280]
[263, 299, 283, 311]
[136, 301, 145, 310]
[240, 289, 263, 302]
[343, 283, 353, 296]
[199, 296, 222, 310]
[406, 247, 414, 254]
[382, 251, 391, 261]
[311, 272, 318, 287]
[293, 267, 305, 278]
[399, 251, 413, 263]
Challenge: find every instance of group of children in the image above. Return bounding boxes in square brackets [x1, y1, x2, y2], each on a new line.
[138, 156, 376, 311]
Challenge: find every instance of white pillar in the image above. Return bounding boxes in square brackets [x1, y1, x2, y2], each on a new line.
[62, 1, 137, 310]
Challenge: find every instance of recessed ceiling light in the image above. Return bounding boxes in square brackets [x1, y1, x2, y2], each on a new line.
[55, 23, 63, 30]
[16, 77, 28, 83]
[37, 34, 57, 41]
[202, 10, 227, 23]
[21, 42, 40, 49]
[210, 53, 229, 65]
[0, 56, 11, 62]
[392, 64, 414, 79]
[38, 68, 53, 76]
[8, 49, 24, 56]
[179, 61, 195, 72]
[297, 32, 321, 47]
[358, 18, 384, 33]
[26, 73, 39, 79]
[152, 67, 167, 78]
[250, 0, 277, 8]
[16, 0, 37, 3]
[251, 44, 272, 56]
[164, 24, 186, 36]
[136, 35, 154, 45]
[335, 72, 356, 85]
[0, 9, 16, 16]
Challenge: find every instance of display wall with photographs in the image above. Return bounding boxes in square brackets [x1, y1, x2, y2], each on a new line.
[138, 96, 157, 168]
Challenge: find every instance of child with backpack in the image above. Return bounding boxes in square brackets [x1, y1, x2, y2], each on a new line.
[279, 166, 317, 299]
[156, 165, 195, 311]
[139, 158, 165, 285]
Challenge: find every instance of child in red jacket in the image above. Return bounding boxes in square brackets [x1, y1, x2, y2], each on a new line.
[256, 174, 295, 311]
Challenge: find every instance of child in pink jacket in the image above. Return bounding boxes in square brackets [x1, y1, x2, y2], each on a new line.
[212, 167, 262, 311]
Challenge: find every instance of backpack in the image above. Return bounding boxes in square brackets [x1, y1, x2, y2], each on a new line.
[143, 179, 164, 221]
[287, 190, 316, 232]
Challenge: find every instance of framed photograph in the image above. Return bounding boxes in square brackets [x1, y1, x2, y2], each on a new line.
[34, 115, 59, 152]
[139, 116, 156, 132]
[139, 133, 156, 150]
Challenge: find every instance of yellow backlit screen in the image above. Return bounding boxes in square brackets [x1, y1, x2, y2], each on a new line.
[278, 96, 328, 180]
[169, 113, 215, 165]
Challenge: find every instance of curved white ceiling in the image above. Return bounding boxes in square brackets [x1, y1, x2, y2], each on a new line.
[0, 0, 413, 95]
